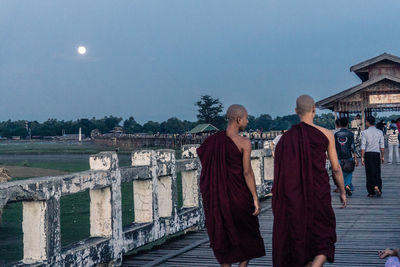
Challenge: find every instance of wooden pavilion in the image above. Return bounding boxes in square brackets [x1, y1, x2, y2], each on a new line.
[316, 53, 400, 129]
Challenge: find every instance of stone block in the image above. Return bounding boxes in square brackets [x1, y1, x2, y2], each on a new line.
[23, 201, 47, 262]
[181, 170, 199, 208]
[132, 151, 154, 166]
[157, 176, 172, 217]
[90, 152, 118, 170]
[264, 157, 274, 180]
[90, 187, 112, 237]
[156, 150, 174, 176]
[133, 180, 153, 223]
[181, 145, 199, 159]
[251, 158, 262, 185]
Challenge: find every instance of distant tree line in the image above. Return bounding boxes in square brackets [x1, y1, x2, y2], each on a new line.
[0, 95, 338, 139]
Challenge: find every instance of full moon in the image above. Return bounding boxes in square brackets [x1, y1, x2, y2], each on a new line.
[77, 46, 87, 55]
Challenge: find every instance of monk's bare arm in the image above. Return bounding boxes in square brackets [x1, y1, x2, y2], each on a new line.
[323, 129, 347, 207]
[242, 139, 261, 215]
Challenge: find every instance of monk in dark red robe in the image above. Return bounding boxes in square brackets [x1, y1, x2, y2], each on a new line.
[272, 95, 347, 267]
[197, 104, 265, 267]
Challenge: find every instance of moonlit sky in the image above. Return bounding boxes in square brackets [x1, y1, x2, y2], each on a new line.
[1, 1, 400, 123]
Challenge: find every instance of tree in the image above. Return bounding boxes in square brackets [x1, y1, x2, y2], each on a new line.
[123, 116, 142, 133]
[247, 115, 257, 131]
[142, 121, 160, 134]
[314, 113, 335, 129]
[104, 116, 122, 131]
[195, 95, 225, 129]
[160, 117, 186, 134]
[255, 114, 273, 131]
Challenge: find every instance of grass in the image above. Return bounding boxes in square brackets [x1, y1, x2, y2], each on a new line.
[0, 202, 23, 266]
[0, 143, 112, 155]
[0, 142, 182, 157]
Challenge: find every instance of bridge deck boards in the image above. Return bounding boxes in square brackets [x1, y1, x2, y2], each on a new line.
[123, 162, 400, 267]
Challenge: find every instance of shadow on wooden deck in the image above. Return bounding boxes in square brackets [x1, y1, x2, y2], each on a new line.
[123, 161, 400, 267]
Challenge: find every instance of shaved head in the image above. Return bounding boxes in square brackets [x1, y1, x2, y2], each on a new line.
[296, 95, 315, 115]
[226, 104, 247, 123]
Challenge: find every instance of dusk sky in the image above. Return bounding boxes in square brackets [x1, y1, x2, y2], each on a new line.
[1, 1, 400, 123]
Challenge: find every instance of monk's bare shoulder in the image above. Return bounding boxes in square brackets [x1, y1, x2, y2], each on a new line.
[228, 134, 251, 152]
[238, 136, 252, 150]
[235, 135, 251, 150]
[314, 125, 335, 142]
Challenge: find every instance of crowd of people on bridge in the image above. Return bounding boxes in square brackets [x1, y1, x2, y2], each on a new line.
[196, 95, 398, 267]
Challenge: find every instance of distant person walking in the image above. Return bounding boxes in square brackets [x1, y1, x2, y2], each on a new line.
[387, 123, 399, 164]
[333, 119, 341, 135]
[351, 114, 362, 129]
[332, 118, 341, 193]
[270, 130, 284, 158]
[376, 120, 385, 132]
[397, 118, 400, 147]
[334, 117, 358, 196]
[361, 116, 385, 197]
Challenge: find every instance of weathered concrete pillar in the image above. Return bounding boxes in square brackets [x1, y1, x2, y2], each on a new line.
[22, 201, 47, 262]
[264, 156, 274, 181]
[89, 187, 112, 236]
[22, 196, 61, 264]
[132, 151, 156, 223]
[250, 151, 263, 186]
[89, 153, 114, 237]
[156, 150, 176, 218]
[263, 140, 271, 150]
[181, 145, 200, 208]
[181, 171, 199, 208]
[90, 152, 123, 263]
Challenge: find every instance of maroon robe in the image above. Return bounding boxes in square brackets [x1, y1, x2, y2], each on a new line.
[272, 122, 337, 267]
[197, 131, 265, 264]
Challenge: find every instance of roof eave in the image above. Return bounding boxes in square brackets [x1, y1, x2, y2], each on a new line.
[316, 74, 400, 109]
[350, 53, 400, 72]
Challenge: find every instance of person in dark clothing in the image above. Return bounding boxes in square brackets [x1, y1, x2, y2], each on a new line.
[332, 119, 341, 193]
[272, 95, 346, 267]
[334, 117, 359, 196]
[397, 118, 400, 147]
[376, 120, 385, 132]
[197, 104, 265, 267]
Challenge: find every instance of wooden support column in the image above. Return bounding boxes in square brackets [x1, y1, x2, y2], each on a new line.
[361, 95, 366, 130]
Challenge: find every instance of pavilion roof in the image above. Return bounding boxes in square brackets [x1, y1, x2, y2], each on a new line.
[350, 53, 400, 81]
[316, 74, 400, 110]
[188, 123, 219, 134]
[350, 53, 400, 72]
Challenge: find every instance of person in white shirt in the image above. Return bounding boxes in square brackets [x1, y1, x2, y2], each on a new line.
[361, 116, 385, 197]
[270, 130, 284, 158]
[351, 114, 362, 129]
[387, 123, 400, 164]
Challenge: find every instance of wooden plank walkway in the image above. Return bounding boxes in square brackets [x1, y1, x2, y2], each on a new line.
[123, 161, 400, 267]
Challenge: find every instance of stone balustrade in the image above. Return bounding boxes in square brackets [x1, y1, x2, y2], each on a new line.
[0, 145, 273, 266]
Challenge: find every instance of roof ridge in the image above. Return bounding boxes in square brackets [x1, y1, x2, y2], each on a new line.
[350, 53, 400, 72]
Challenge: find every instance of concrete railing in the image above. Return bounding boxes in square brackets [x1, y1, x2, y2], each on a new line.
[0, 145, 273, 266]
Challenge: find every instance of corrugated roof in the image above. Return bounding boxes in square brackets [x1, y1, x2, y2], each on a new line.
[188, 124, 219, 134]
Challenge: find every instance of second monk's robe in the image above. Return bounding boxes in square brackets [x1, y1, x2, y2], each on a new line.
[272, 122, 337, 267]
[197, 131, 265, 264]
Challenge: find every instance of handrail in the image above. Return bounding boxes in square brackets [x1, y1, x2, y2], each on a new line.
[0, 145, 273, 266]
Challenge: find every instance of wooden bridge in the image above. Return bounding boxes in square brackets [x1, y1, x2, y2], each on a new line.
[123, 159, 400, 267]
